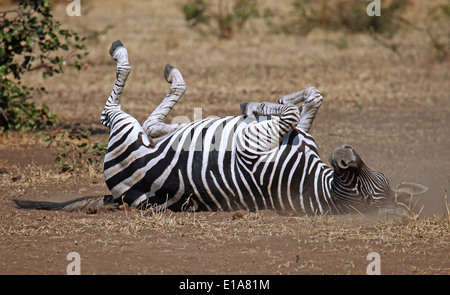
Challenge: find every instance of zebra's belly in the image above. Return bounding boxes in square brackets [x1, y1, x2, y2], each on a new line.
[104, 115, 326, 214]
[150, 143, 309, 213]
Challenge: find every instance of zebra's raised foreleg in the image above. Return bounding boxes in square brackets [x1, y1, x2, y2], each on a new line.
[277, 87, 323, 133]
[143, 64, 187, 140]
[100, 40, 131, 128]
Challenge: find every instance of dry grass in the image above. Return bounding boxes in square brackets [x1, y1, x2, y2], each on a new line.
[2, 202, 448, 244]
[1, 204, 448, 274]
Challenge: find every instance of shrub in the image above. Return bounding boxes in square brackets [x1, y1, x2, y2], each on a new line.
[424, 0, 450, 61]
[289, 0, 409, 36]
[44, 129, 107, 173]
[0, 0, 87, 132]
[182, 0, 259, 39]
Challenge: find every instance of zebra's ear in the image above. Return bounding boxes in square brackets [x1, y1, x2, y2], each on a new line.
[395, 182, 428, 199]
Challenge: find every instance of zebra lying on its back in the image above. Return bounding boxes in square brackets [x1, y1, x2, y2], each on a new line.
[15, 41, 427, 215]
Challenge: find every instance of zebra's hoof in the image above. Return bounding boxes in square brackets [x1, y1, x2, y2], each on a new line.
[164, 64, 174, 83]
[109, 40, 124, 57]
[240, 102, 259, 118]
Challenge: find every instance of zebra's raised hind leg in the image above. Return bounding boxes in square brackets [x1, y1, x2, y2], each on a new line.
[239, 86, 322, 151]
[277, 86, 323, 133]
[240, 101, 301, 151]
[143, 64, 187, 140]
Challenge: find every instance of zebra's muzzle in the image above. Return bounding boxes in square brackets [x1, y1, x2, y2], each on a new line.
[330, 144, 361, 171]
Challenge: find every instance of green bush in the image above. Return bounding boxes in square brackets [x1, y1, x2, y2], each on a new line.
[182, 0, 259, 39]
[183, 0, 209, 27]
[289, 0, 409, 36]
[0, 0, 87, 132]
[424, 0, 450, 61]
[44, 129, 107, 173]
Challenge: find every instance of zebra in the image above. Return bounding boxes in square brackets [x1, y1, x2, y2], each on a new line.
[14, 40, 427, 215]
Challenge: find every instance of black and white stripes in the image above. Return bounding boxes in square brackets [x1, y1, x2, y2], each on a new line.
[100, 40, 395, 215]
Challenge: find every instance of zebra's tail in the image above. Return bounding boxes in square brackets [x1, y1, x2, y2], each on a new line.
[13, 195, 117, 213]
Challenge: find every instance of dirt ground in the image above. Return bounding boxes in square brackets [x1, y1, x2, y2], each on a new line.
[0, 0, 449, 275]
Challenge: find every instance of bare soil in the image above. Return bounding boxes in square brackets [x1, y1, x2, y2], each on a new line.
[0, 0, 449, 275]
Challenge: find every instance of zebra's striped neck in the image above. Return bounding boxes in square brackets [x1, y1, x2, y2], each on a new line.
[329, 165, 367, 214]
[357, 164, 394, 207]
[295, 157, 365, 215]
[328, 163, 392, 214]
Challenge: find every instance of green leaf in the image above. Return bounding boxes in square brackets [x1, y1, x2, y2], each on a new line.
[43, 138, 52, 147]
[0, 65, 6, 76]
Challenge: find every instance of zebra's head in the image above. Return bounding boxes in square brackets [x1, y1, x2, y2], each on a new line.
[329, 145, 394, 210]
